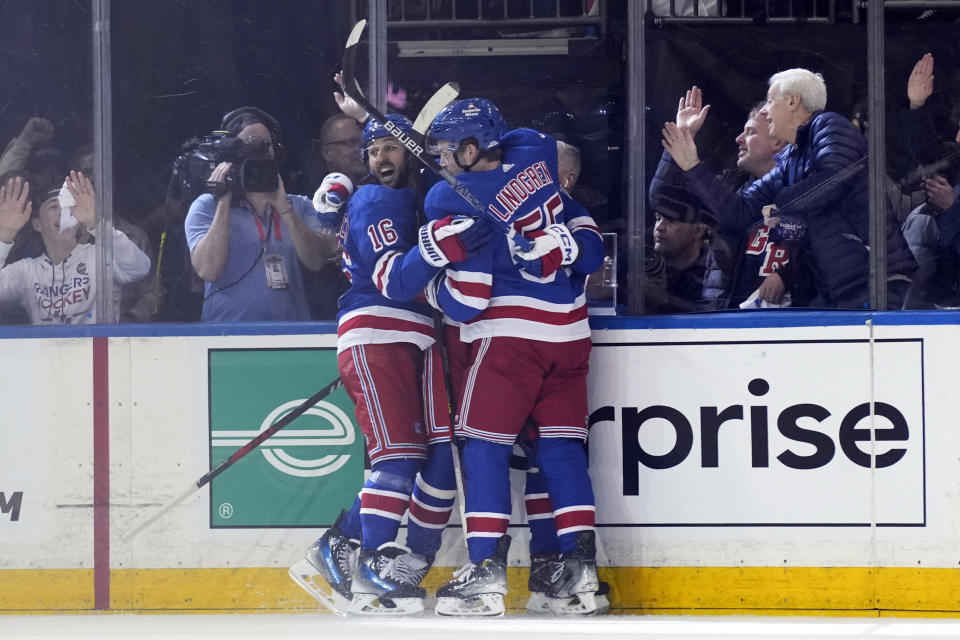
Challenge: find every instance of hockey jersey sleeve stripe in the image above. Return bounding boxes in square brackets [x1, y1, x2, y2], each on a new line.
[445, 268, 493, 288]
[446, 277, 492, 302]
[566, 215, 602, 238]
[373, 247, 441, 302]
[373, 249, 402, 294]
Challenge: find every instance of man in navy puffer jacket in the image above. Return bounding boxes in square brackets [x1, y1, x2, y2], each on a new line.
[663, 68, 916, 309]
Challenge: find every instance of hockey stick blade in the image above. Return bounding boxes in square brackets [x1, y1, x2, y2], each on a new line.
[412, 82, 460, 136]
[342, 19, 531, 251]
[120, 376, 345, 542]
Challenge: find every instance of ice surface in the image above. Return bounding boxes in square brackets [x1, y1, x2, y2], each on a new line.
[3, 613, 960, 640]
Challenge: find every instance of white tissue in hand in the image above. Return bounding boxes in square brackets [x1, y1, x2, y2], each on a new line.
[57, 181, 78, 231]
[313, 172, 354, 213]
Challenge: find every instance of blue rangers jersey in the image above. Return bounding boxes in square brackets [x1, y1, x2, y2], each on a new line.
[336, 183, 439, 352]
[424, 128, 603, 343]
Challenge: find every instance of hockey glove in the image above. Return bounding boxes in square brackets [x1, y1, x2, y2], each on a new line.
[312, 172, 355, 213]
[419, 215, 493, 267]
[512, 223, 580, 279]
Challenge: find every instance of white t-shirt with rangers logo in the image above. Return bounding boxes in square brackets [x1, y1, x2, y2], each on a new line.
[0, 229, 151, 324]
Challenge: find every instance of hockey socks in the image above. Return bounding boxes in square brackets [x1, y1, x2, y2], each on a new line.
[536, 438, 596, 554]
[406, 443, 458, 558]
[338, 495, 363, 541]
[524, 467, 561, 555]
[359, 458, 421, 551]
[462, 438, 513, 564]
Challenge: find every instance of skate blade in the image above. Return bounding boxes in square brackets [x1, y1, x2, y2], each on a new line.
[288, 559, 352, 617]
[348, 592, 424, 616]
[435, 593, 505, 617]
[546, 591, 598, 615]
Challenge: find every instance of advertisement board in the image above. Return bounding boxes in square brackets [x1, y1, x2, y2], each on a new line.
[588, 338, 925, 527]
[207, 348, 364, 528]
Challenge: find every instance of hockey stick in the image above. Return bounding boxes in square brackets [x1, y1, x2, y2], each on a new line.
[412, 82, 460, 136]
[342, 19, 532, 252]
[120, 376, 345, 541]
[406, 80, 472, 542]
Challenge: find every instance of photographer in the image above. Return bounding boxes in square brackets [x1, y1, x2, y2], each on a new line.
[184, 107, 335, 322]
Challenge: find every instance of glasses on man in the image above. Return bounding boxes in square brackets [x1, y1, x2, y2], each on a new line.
[365, 141, 403, 160]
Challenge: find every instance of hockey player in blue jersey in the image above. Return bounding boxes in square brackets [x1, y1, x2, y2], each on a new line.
[289, 113, 491, 616]
[520, 140, 610, 615]
[421, 98, 605, 616]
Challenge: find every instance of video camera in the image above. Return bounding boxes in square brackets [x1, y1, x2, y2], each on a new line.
[170, 131, 279, 201]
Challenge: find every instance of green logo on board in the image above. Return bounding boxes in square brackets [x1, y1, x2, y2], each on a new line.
[207, 348, 362, 528]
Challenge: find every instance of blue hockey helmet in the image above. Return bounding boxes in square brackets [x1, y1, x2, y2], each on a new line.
[426, 98, 508, 155]
[361, 114, 414, 163]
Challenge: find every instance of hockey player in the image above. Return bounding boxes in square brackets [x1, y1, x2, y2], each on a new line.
[422, 98, 604, 616]
[289, 113, 491, 616]
[521, 140, 610, 615]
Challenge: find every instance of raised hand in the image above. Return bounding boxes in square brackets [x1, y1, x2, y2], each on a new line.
[662, 121, 701, 171]
[333, 72, 369, 123]
[0, 177, 31, 243]
[18, 117, 54, 146]
[908, 53, 934, 110]
[66, 171, 96, 230]
[675, 86, 711, 138]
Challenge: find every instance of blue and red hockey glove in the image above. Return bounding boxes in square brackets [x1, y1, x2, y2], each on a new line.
[419, 215, 493, 267]
[512, 223, 580, 279]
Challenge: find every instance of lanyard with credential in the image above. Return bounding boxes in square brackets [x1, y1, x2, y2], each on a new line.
[252, 208, 283, 248]
[255, 206, 291, 289]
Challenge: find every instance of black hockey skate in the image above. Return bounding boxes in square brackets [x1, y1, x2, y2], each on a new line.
[435, 535, 510, 617]
[543, 530, 601, 615]
[288, 509, 359, 616]
[348, 546, 429, 616]
[526, 548, 610, 614]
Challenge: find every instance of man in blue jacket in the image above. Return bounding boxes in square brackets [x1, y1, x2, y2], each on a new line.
[663, 68, 916, 309]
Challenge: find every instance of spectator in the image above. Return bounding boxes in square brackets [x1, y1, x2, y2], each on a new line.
[299, 106, 369, 320]
[646, 185, 719, 313]
[652, 88, 797, 308]
[184, 106, 335, 322]
[896, 53, 960, 308]
[69, 143, 160, 322]
[0, 172, 150, 324]
[0, 117, 54, 176]
[316, 113, 367, 186]
[663, 68, 916, 309]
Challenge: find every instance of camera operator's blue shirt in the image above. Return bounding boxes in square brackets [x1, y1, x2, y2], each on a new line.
[185, 193, 325, 322]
